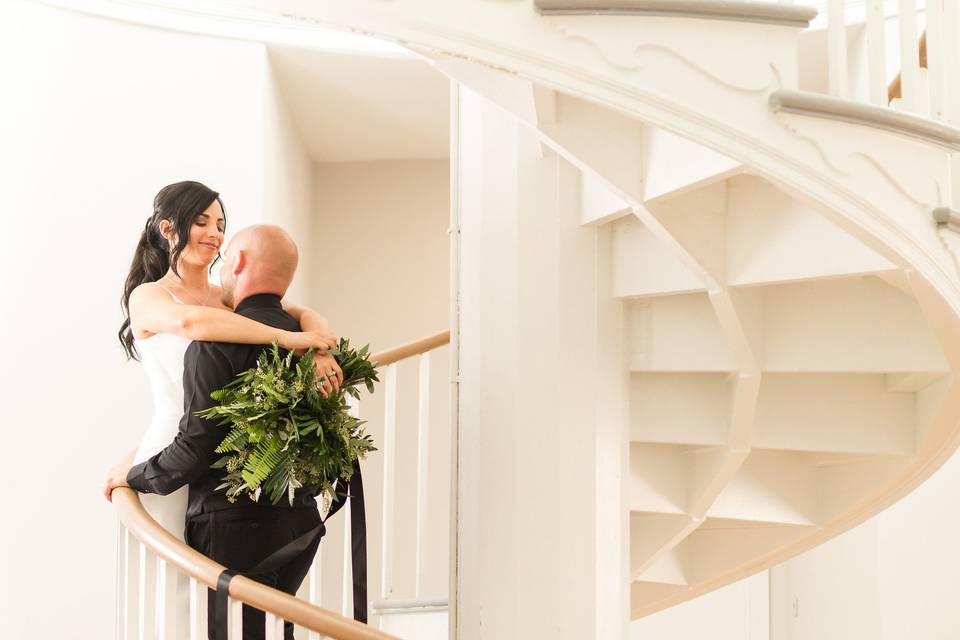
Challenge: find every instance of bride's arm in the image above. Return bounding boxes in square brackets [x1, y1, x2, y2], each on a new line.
[282, 299, 334, 336]
[128, 284, 335, 352]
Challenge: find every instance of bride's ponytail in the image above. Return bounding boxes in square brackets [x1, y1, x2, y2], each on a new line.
[118, 216, 171, 360]
[118, 181, 225, 360]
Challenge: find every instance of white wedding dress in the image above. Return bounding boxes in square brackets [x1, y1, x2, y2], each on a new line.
[132, 292, 191, 540]
[126, 284, 193, 638]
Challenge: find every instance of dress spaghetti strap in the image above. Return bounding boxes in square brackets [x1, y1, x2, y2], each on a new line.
[151, 281, 185, 305]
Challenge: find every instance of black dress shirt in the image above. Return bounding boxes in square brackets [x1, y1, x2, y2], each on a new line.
[127, 293, 320, 519]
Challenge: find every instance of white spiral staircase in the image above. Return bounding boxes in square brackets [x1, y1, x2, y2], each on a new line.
[275, 0, 960, 622]
[80, 0, 960, 636]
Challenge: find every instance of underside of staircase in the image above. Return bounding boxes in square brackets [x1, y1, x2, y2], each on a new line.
[612, 143, 952, 617]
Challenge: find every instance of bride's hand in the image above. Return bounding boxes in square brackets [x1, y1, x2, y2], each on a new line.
[281, 329, 338, 355]
[313, 352, 343, 399]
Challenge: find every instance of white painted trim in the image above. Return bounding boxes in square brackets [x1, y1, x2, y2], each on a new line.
[36, 0, 419, 58]
[448, 78, 462, 640]
[369, 597, 449, 614]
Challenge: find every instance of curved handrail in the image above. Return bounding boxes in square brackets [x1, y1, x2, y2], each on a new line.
[769, 89, 960, 151]
[114, 488, 396, 639]
[370, 330, 451, 367]
[534, 0, 817, 27]
[114, 330, 452, 638]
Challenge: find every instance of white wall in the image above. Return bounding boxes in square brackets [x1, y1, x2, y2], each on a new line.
[633, 572, 770, 640]
[771, 445, 960, 640]
[0, 3, 311, 637]
[873, 450, 960, 640]
[263, 50, 314, 302]
[769, 519, 881, 640]
[306, 160, 452, 611]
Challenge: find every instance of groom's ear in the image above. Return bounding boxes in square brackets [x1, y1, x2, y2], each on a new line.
[233, 250, 247, 275]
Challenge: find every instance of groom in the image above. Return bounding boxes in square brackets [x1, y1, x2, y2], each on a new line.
[106, 225, 335, 640]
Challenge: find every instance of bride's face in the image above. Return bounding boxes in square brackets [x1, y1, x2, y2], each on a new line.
[160, 200, 225, 269]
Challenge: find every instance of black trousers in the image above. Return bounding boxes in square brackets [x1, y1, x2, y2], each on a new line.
[186, 507, 324, 640]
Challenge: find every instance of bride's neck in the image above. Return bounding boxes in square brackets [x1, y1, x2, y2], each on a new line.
[163, 263, 210, 291]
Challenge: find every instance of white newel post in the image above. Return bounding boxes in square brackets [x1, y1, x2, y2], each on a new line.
[456, 87, 628, 640]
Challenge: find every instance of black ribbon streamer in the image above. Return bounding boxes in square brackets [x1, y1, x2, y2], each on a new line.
[213, 461, 367, 638]
[321, 459, 368, 623]
[214, 569, 238, 640]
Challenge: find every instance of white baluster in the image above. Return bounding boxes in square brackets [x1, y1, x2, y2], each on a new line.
[827, 0, 848, 98]
[228, 597, 243, 640]
[380, 363, 398, 601]
[115, 523, 125, 640]
[138, 543, 153, 640]
[866, 0, 887, 106]
[265, 613, 285, 639]
[189, 577, 206, 640]
[945, 0, 960, 126]
[415, 352, 432, 598]
[899, 0, 920, 113]
[154, 558, 176, 639]
[927, 0, 947, 121]
[124, 527, 138, 640]
[307, 561, 321, 640]
[342, 494, 353, 618]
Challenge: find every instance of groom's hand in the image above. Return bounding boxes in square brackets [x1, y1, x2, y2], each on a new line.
[103, 462, 133, 502]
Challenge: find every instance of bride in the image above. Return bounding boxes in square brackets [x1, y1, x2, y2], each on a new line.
[106, 180, 340, 635]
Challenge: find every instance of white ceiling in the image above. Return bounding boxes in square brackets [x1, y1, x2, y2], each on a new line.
[267, 45, 450, 162]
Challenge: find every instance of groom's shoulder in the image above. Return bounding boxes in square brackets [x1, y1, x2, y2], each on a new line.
[183, 339, 241, 368]
[185, 336, 282, 370]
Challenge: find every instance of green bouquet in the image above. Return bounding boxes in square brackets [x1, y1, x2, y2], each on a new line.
[197, 338, 379, 506]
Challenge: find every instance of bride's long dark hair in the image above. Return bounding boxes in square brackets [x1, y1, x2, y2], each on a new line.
[118, 181, 227, 361]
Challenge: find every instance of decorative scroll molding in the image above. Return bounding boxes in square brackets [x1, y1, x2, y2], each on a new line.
[552, 22, 783, 94]
[848, 153, 934, 208]
[770, 89, 960, 152]
[535, 0, 817, 27]
[772, 108, 939, 209]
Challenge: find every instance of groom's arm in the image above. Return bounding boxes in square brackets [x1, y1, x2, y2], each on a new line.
[126, 342, 234, 496]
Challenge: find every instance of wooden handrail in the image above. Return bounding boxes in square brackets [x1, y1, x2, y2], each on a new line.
[534, 0, 817, 27]
[114, 487, 398, 639]
[370, 330, 451, 367]
[113, 331, 451, 638]
[887, 30, 927, 104]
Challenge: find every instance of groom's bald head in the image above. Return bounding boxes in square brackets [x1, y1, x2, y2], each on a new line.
[219, 225, 299, 309]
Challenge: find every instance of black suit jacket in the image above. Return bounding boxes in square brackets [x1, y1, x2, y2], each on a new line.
[127, 293, 321, 520]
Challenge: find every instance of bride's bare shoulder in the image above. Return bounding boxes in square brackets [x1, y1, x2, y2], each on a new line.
[209, 284, 232, 310]
[130, 281, 172, 304]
